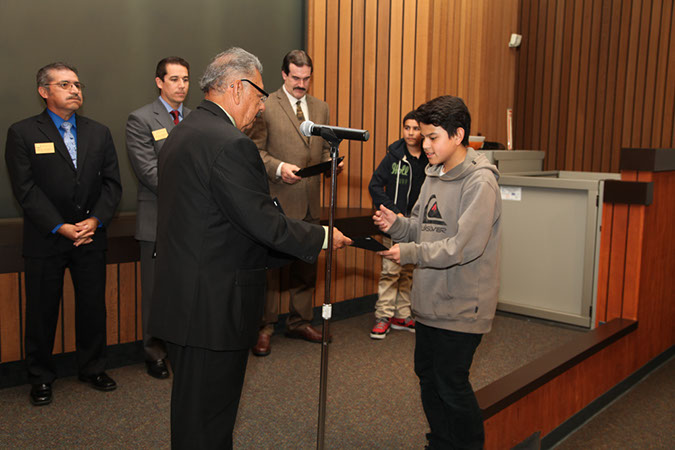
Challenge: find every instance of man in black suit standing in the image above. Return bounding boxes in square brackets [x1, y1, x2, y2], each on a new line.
[5, 62, 122, 406]
[149, 47, 351, 449]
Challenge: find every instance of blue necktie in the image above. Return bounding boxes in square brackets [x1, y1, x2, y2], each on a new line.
[61, 122, 77, 168]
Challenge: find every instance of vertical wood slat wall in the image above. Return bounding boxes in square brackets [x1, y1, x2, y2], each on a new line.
[304, 0, 520, 310]
[515, 0, 675, 172]
[0, 264, 141, 364]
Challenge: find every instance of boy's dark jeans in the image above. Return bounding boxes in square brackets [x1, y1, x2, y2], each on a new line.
[414, 322, 484, 449]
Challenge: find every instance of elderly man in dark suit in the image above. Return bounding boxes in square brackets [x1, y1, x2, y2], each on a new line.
[5, 62, 122, 406]
[149, 47, 351, 449]
[126, 56, 191, 380]
[248, 49, 343, 356]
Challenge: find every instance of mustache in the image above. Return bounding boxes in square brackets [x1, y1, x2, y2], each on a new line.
[67, 95, 82, 101]
[294, 87, 306, 91]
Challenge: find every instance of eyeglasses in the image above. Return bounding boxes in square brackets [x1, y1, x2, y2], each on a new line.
[44, 81, 85, 91]
[241, 79, 269, 103]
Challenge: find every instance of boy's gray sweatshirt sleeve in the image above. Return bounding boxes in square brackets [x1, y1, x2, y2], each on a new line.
[396, 179, 499, 268]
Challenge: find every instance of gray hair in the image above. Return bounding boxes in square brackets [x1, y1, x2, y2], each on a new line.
[36, 62, 78, 88]
[199, 47, 263, 93]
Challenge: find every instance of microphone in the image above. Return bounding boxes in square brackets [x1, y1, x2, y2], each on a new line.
[300, 121, 370, 142]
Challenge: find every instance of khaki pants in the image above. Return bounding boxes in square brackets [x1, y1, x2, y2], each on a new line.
[375, 237, 414, 319]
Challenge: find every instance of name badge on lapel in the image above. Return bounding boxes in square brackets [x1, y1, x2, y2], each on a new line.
[152, 128, 169, 141]
[34, 142, 55, 154]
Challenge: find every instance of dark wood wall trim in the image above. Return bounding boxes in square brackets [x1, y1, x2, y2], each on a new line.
[603, 180, 654, 205]
[476, 318, 637, 419]
[620, 148, 675, 172]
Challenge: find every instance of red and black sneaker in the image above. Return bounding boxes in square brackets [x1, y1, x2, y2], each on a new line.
[370, 317, 391, 339]
[391, 316, 415, 332]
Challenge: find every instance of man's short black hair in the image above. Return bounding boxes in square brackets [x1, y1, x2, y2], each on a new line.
[415, 95, 471, 146]
[281, 50, 313, 74]
[402, 110, 419, 125]
[156, 56, 190, 81]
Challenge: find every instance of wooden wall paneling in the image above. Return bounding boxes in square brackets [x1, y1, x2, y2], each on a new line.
[54, 298, 63, 354]
[335, 0, 353, 303]
[529, 0, 547, 151]
[387, 0, 404, 145]
[563, 0, 584, 170]
[0, 273, 21, 363]
[546, 0, 566, 170]
[413, 0, 431, 109]
[634, 0, 655, 147]
[599, 0, 621, 173]
[650, 1, 673, 147]
[400, 0, 417, 118]
[640, 0, 663, 147]
[61, 269, 76, 353]
[666, 4, 675, 146]
[118, 262, 136, 343]
[621, 202, 645, 321]
[595, 202, 613, 324]
[573, 0, 594, 171]
[581, 0, 602, 171]
[350, 0, 366, 300]
[105, 265, 119, 345]
[362, 0, 377, 206]
[374, 0, 391, 176]
[556, 0, 576, 170]
[620, 0, 644, 151]
[514, 0, 529, 151]
[325, 1, 340, 124]
[605, 203, 628, 321]
[315, 252, 326, 307]
[609, 1, 633, 172]
[136, 262, 142, 340]
[591, 0, 613, 172]
[428, 0, 444, 98]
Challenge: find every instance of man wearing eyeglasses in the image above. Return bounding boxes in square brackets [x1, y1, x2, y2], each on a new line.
[5, 62, 122, 406]
[125, 56, 191, 380]
[149, 47, 351, 448]
[248, 49, 341, 357]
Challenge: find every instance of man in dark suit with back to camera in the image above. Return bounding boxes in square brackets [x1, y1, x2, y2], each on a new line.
[149, 47, 352, 449]
[5, 62, 122, 406]
[248, 49, 342, 356]
[126, 56, 191, 380]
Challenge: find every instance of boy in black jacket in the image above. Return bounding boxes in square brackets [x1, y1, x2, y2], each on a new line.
[368, 111, 428, 339]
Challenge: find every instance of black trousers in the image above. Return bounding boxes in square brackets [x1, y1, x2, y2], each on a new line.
[24, 247, 107, 384]
[414, 322, 484, 449]
[166, 342, 249, 449]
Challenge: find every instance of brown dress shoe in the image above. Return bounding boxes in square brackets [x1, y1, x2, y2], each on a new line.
[285, 325, 327, 343]
[252, 332, 271, 356]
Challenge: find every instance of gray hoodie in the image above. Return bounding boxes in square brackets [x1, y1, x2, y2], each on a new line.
[388, 148, 502, 334]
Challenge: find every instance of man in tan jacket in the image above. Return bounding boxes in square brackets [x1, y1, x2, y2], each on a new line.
[248, 50, 341, 356]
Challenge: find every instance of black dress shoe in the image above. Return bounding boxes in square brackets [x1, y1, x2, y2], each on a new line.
[78, 372, 117, 391]
[146, 359, 170, 379]
[30, 383, 52, 406]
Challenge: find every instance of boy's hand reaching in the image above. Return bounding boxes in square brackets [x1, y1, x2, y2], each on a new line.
[378, 243, 401, 264]
[373, 204, 397, 233]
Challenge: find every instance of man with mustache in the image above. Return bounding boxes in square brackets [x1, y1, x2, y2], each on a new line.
[126, 56, 191, 380]
[5, 62, 122, 406]
[248, 50, 341, 356]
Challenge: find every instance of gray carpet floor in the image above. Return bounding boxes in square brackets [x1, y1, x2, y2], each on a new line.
[2, 312, 666, 449]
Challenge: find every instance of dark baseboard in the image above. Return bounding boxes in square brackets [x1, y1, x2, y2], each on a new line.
[0, 294, 377, 390]
[541, 345, 675, 449]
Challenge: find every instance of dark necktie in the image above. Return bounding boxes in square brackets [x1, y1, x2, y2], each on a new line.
[170, 110, 180, 125]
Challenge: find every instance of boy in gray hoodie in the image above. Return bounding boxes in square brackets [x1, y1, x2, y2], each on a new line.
[374, 95, 501, 449]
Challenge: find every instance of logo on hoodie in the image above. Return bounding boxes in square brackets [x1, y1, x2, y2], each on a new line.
[423, 195, 446, 226]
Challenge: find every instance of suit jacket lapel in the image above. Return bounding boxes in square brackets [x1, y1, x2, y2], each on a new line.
[274, 89, 309, 147]
[74, 114, 89, 174]
[152, 98, 176, 132]
[36, 110, 76, 172]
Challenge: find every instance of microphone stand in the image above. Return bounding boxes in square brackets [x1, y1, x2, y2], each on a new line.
[317, 128, 342, 450]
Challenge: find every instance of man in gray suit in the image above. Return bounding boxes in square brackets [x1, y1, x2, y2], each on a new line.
[126, 56, 190, 379]
[248, 50, 343, 356]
